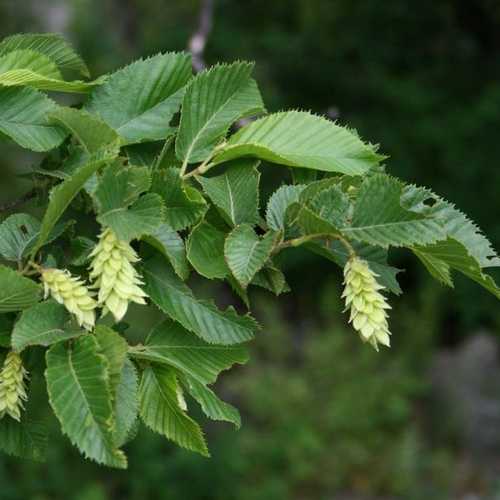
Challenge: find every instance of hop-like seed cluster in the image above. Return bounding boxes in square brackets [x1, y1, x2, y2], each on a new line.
[0, 351, 28, 421]
[89, 228, 147, 322]
[41, 268, 97, 331]
[342, 256, 392, 350]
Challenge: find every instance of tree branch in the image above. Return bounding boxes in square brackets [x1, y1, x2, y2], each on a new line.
[189, 0, 215, 73]
[0, 189, 37, 213]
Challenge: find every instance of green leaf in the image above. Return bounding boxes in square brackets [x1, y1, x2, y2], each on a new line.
[50, 107, 119, 153]
[196, 159, 260, 226]
[413, 238, 500, 298]
[94, 164, 164, 241]
[131, 320, 249, 385]
[11, 300, 83, 352]
[266, 184, 306, 232]
[342, 174, 445, 248]
[182, 377, 241, 429]
[151, 168, 207, 231]
[0, 69, 100, 93]
[31, 145, 119, 257]
[139, 364, 209, 456]
[298, 177, 342, 203]
[125, 141, 164, 167]
[294, 204, 339, 236]
[143, 223, 190, 280]
[306, 185, 351, 228]
[94, 326, 138, 447]
[143, 257, 259, 344]
[98, 193, 165, 242]
[0, 214, 42, 262]
[0, 87, 66, 151]
[0, 266, 40, 313]
[0, 49, 60, 78]
[0, 33, 89, 77]
[86, 53, 191, 144]
[45, 336, 127, 468]
[0, 50, 103, 93]
[0, 213, 71, 262]
[96, 164, 151, 208]
[176, 62, 264, 164]
[402, 184, 500, 268]
[226, 275, 250, 308]
[0, 417, 47, 462]
[114, 358, 139, 448]
[182, 376, 241, 429]
[213, 111, 382, 175]
[95, 326, 128, 400]
[413, 247, 452, 286]
[251, 263, 290, 296]
[294, 184, 352, 236]
[224, 225, 277, 288]
[187, 221, 228, 279]
[306, 240, 402, 295]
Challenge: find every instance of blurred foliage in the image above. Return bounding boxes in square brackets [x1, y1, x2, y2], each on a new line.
[1, 0, 500, 498]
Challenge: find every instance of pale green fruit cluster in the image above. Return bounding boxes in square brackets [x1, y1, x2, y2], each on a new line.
[89, 228, 147, 322]
[41, 268, 97, 331]
[0, 351, 28, 421]
[342, 256, 391, 350]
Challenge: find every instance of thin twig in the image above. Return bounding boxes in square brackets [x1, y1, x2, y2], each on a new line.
[275, 233, 355, 257]
[183, 161, 214, 180]
[0, 189, 37, 213]
[189, 0, 215, 73]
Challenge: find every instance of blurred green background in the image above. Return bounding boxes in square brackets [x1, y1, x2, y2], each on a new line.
[1, 1, 500, 499]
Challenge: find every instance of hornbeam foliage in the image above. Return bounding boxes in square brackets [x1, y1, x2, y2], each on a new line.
[0, 32, 498, 466]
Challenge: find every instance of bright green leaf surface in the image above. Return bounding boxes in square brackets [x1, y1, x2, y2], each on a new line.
[95, 326, 128, 400]
[176, 62, 264, 164]
[0, 266, 40, 313]
[139, 364, 209, 456]
[114, 358, 139, 448]
[143, 257, 258, 344]
[213, 111, 382, 175]
[131, 320, 249, 385]
[0, 33, 89, 77]
[413, 238, 500, 298]
[12, 300, 83, 352]
[45, 336, 127, 468]
[50, 107, 119, 153]
[94, 164, 164, 241]
[32, 145, 119, 257]
[342, 174, 445, 248]
[0, 50, 103, 93]
[224, 225, 276, 287]
[182, 376, 241, 428]
[143, 223, 190, 280]
[196, 159, 260, 226]
[151, 168, 207, 231]
[266, 184, 306, 232]
[0, 87, 66, 151]
[187, 221, 229, 279]
[86, 53, 191, 144]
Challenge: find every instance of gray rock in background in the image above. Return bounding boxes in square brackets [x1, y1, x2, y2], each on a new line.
[431, 333, 500, 487]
